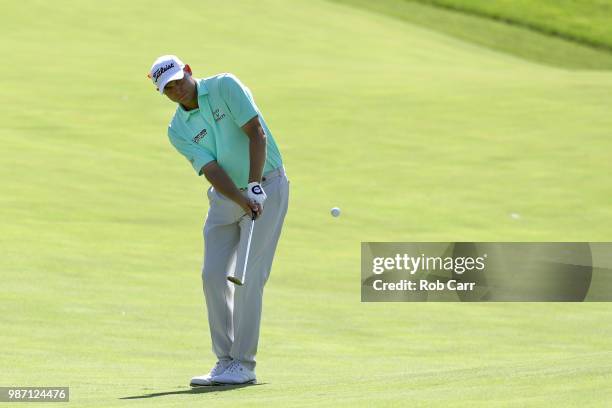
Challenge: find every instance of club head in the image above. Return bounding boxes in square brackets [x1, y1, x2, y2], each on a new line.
[227, 276, 244, 286]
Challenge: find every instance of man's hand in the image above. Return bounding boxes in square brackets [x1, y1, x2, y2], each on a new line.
[247, 181, 266, 215]
[239, 182, 266, 220]
[238, 195, 262, 220]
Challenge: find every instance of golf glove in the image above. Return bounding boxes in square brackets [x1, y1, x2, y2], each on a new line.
[247, 181, 267, 206]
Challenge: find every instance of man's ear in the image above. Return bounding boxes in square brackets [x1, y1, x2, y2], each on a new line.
[184, 64, 193, 75]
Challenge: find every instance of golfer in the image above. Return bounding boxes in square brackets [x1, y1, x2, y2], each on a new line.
[148, 55, 289, 385]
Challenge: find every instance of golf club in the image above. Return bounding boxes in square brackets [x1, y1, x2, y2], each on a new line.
[227, 215, 255, 286]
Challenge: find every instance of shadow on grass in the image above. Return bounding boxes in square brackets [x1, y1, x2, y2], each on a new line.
[120, 382, 266, 399]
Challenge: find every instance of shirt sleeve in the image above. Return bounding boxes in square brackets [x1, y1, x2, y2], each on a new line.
[219, 74, 259, 127]
[168, 127, 215, 176]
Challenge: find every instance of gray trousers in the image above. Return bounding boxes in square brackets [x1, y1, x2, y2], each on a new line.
[202, 167, 289, 371]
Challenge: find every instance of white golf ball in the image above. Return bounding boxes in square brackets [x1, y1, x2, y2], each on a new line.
[331, 207, 341, 217]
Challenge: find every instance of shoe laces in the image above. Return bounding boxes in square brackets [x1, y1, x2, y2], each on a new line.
[224, 361, 243, 373]
[210, 360, 229, 375]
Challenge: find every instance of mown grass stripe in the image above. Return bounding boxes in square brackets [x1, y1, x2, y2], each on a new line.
[414, 0, 612, 53]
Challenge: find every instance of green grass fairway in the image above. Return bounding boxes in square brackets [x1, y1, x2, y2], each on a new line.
[1, 0, 612, 406]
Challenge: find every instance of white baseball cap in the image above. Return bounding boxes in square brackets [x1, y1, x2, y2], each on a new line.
[148, 55, 185, 94]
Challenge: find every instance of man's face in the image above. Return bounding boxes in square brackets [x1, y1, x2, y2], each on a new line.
[163, 73, 196, 105]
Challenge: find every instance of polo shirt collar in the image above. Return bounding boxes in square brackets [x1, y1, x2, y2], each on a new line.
[197, 79, 209, 96]
[177, 79, 208, 121]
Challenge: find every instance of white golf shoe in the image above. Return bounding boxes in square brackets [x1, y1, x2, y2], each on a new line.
[190, 360, 233, 387]
[211, 360, 256, 385]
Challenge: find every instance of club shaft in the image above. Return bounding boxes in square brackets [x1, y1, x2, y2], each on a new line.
[241, 219, 255, 281]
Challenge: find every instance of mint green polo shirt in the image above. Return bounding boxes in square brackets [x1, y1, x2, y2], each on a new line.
[167, 73, 283, 188]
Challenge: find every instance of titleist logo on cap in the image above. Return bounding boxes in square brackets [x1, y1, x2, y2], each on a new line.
[152, 63, 175, 82]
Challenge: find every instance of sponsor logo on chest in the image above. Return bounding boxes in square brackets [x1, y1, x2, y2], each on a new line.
[213, 108, 226, 122]
[192, 128, 208, 144]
